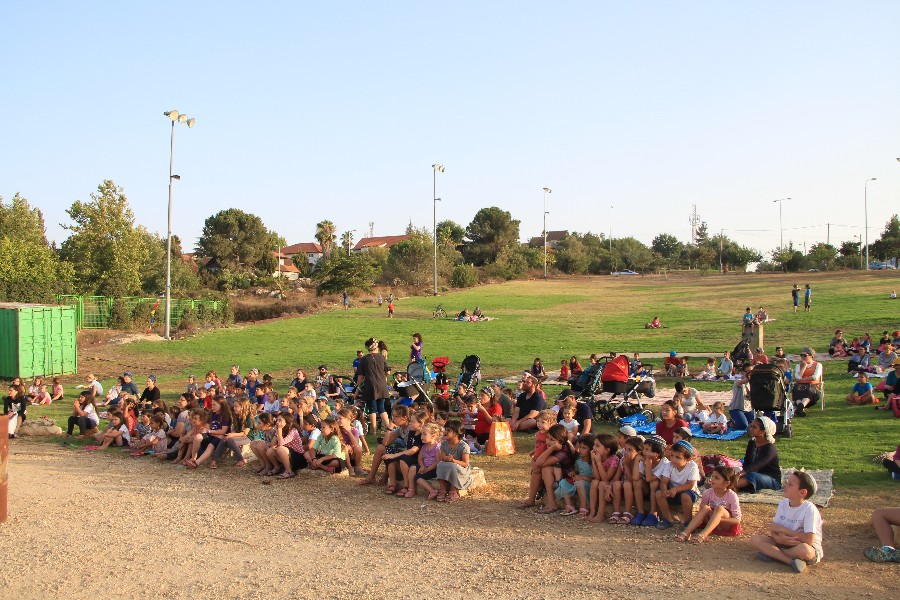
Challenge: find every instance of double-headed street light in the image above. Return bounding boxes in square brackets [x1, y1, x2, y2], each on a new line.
[542, 188, 552, 278]
[864, 178, 877, 270]
[433, 164, 445, 296]
[163, 109, 195, 340]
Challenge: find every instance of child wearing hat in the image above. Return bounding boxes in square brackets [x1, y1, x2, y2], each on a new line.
[750, 470, 823, 573]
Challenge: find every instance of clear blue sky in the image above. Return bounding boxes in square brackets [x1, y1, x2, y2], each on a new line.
[2, 2, 899, 255]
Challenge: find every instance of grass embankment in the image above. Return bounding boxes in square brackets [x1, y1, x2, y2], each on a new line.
[28, 270, 900, 493]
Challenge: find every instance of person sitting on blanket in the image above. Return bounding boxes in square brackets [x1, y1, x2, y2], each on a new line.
[716, 351, 734, 380]
[846, 373, 877, 406]
[753, 347, 769, 366]
[569, 356, 583, 378]
[829, 330, 849, 357]
[529, 358, 548, 383]
[645, 316, 662, 329]
[876, 357, 900, 409]
[736, 417, 781, 493]
[695, 358, 717, 380]
[702, 402, 729, 434]
[750, 470, 824, 573]
[878, 344, 898, 370]
[457, 308, 468, 320]
[672, 381, 708, 422]
[472, 306, 483, 318]
[792, 348, 822, 417]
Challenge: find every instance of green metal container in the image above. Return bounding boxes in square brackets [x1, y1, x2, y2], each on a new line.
[0, 303, 78, 379]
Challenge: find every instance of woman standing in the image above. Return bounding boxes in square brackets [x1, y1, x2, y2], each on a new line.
[353, 337, 391, 433]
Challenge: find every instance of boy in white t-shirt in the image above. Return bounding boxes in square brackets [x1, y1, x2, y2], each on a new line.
[750, 471, 823, 573]
[654, 440, 701, 529]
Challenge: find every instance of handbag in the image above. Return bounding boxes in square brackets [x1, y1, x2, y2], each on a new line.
[485, 421, 515, 457]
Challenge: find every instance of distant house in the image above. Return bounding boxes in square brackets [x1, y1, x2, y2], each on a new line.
[272, 251, 301, 280]
[280, 242, 324, 269]
[352, 234, 412, 252]
[528, 230, 569, 249]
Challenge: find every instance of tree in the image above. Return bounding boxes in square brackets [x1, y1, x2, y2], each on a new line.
[770, 244, 806, 272]
[554, 233, 591, 274]
[313, 252, 377, 295]
[462, 207, 520, 266]
[873, 215, 900, 264]
[383, 231, 433, 286]
[436, 220, 465, 245]
[694, 221, 709, 245]
[806, 243, 838, 271]
[136, 231, 200, 295]
[315, 220, 337, 257]
[0, 194, 74, 302]
[59, 180, 148, 296]
[612, 237, 655, 271]
[195, 209, 284, 272]
[651, 233, 684, 261]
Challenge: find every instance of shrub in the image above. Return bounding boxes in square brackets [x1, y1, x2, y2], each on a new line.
[109, 298, 130, 329]
[449, 264, 478, 288]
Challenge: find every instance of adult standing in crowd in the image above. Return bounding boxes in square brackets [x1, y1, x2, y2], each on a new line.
[353, 337, 391, 433]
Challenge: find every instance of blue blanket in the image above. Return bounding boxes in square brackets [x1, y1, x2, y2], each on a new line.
[630, 421, 746, 441]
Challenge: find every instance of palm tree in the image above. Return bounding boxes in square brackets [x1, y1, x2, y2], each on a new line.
[315, 220, 336, 257]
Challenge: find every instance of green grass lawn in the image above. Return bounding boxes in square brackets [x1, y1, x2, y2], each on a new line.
[29, 270, 900, 492]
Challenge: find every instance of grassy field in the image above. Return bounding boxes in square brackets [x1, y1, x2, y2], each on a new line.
[26, 270, 900, 492]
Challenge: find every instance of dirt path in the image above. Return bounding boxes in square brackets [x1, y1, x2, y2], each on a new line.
[1, 442, 896, 599]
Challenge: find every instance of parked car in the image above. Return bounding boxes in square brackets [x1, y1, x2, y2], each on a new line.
[611, 270, 638, 276]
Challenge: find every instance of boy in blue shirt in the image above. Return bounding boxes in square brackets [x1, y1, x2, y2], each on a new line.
[846, 373, 875, 405]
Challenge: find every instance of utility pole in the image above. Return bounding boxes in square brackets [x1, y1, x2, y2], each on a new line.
[826, 223, 830, 246]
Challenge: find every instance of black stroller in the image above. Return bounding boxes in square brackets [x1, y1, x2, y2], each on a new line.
[456, 355, 481, 394]
[732, 338, 752, 365]
[569, 362, 605, 400]
[394, 361, 432, 407]
[748, 363, 792, 437]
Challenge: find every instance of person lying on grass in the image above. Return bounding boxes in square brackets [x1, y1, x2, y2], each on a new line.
[644, 316, 662, 329]
[750, 470, 823, 573]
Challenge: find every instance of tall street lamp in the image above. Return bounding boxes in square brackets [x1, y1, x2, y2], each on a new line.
[542, 187, 552, 278]
[772, 197, 790, 250]
[864, 177, 877, 270]
[346, 229, 357, 256]
[163, 109, 195, 340]
[432, 164, 444, 295]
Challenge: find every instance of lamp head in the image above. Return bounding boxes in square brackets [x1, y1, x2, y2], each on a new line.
[186, 118, 196, 128]
[432, 164, 444, 172]
[178, 113, 188, 124]
[543, 187, 552, 193]
[171, 174, 181, 180]
[165, 110, 180, 121]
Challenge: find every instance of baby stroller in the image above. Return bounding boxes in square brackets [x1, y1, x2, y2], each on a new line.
[732, 338, 752, 365]
[592, 355, 655, 424]
[431, 356, 451, 400]
[394, 361, 432, 407]
[569, 362, 605, 400]
[456, 355, 481, 394]
[748, 363, 792, 437]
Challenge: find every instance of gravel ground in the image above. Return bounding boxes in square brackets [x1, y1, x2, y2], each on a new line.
[1, 441, 897, 599]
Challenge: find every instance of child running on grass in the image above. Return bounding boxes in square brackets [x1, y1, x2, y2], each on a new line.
[750, 470, 823, 573]
[676, 466, 742, 543]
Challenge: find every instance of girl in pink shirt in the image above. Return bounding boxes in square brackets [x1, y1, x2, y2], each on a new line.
[676, 466, 743, 543]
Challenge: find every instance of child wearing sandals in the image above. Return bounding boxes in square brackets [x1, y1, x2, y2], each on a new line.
[587, 433, 621, 523]
[394, 411, 430, 496]
[612, 436, 643, 525]
[249, 413, 276, 474]
[676, 466, 742, 543]
[131, 415, 168, 456]
[518, 423, 574, 512]
[435, 418, 472, 502]
[654, 440, 701, 530]
[309, 417, 346, 473]
[415, 422, 443, 499]
[336, 408, 365, 476]
[266, 412, 307, 478]
[556, 434, 595, 517]
[750, 470, 824, 573]
[91, 411, 130, 450]
[630, 435, 668, 527]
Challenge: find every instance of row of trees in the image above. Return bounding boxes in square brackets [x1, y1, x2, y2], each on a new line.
[2, 179, 899, 303]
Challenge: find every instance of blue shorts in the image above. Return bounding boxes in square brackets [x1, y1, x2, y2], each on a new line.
[365, 398, 388, 415]
[666, 489, 699, 506]
[743, 471, 782, 493]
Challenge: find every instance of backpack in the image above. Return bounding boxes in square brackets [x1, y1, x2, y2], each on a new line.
[701, 454, 743, 476]
[889, 395, 900, 418]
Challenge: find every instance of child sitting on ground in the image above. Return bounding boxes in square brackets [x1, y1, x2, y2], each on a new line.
[91, 411, 130, 450]
[414, 422, 443, 499]
[750, 470, 824, 573]
[631, 435, 668, 527]
[611, 436, 643, 524]
[435, 418, 473, 502]
[695, 358, 717, 381]
[880, 441, 900, 481]
[557, 360, 570, 382]
[654, 440, 701, 529]
[309, 417, 347, 474]
[556, 434, 594, 517]
[676, 466, 742, 543]
[132, 415, 169, 456]
[559, 405, 579, 441]
[675, 357, 689, 378]
[702, 402, 729, 434]
[846, 373, 877, 405]
[519, 422, 573, 512]
[588, 433, 621, 523]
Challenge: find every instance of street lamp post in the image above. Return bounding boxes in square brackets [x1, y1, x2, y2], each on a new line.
[772, 197, 790, 250]
[432, 164, 444, 295]
[864, 178, 877, 270]
[542, 188, 551, 278]
[163, 109, 195, 340]
[347, 230, 357, 256]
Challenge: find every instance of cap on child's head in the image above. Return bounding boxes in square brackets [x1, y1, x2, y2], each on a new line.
[672, 440, 694, 455]
[619, 425, 637, 437]
[793, 470, 818, 497]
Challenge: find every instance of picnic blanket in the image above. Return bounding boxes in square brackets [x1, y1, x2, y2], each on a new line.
[738, 468, 834, 508]
[628, 420, 746, 441]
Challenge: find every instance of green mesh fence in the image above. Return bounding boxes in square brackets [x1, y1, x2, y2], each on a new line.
[57, 295, 226, 330]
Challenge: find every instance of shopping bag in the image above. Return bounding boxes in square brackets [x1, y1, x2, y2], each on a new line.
[485, 421, 515, 457]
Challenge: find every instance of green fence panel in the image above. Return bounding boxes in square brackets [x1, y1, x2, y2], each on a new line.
[56, 295, 226, 331]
